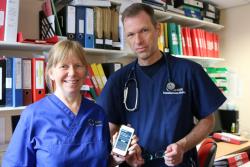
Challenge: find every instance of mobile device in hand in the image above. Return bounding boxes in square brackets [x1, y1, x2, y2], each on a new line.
[113, 125, 135, 156]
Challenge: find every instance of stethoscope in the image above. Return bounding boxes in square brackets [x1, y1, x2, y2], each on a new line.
[123, 52, 176, 112]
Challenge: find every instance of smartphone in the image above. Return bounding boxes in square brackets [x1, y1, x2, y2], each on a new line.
[113, 125, 135, 156]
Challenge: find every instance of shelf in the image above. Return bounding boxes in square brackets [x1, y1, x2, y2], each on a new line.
[0, 106, 25, 117]
[126, 53, 224, 66]
[0, 41, 52, 52]
[173, 55, 224, 66]
[110, 0, 122, 5]
[0, 42, 128, 57]
[154, 10, 224, 32]
[110, 1, 223, 31]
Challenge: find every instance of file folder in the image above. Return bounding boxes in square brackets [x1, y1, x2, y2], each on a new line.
[164, 22, 169, 52]
[57, 5, 76, 40]
[12, 57, 23, 107]
[94, 7, 104, 49]
[51, 0, 62, 36]
[190, 28, 200, 56]
[75, 6, 85, 46]
[87, 64, 101, 96]
[0, 58, 6, 105]
[103, 8, 112, 49]
[5, 57, 12, 106]
[83, 76, 97, 100]
[111, 8, 120, 50]
[4, 0, 20, 42]
[174, 0, 203, 9]
[22, 58, 32, 105]
[85, 7, 94, 48]
[181, 27, 188, 56]
[90, 63, 103, 90]
[32, 58, 45, 102]
[96, 63, 107, 86]
[0, 0, 7, 41]
[185, 27, 193, 56]
[158, 23, 165, 52]
[168, 23, 179, 55]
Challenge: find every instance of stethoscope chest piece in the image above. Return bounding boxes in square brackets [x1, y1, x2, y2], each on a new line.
[166, 82, 175, 91]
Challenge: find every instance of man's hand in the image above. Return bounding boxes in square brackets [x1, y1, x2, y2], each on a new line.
[164, 143, 184, 166]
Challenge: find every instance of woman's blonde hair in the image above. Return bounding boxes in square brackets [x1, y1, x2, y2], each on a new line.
[45, 40, 88, 92]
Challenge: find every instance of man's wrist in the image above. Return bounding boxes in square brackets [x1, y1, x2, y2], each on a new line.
[176, 139, 187, 152]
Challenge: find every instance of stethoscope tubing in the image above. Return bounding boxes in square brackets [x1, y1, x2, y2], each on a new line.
[123, 52, 174, 112]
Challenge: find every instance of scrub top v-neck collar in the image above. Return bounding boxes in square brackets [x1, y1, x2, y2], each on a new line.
[136, 55, 165, 82]
[48, 94, 86, 121]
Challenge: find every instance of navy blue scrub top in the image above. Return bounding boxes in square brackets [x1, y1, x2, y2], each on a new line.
[3, 94, 111, 167]
[97, 54, 226, 166]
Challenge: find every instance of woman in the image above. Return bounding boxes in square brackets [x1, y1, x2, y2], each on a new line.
[2, 40, 143, 167]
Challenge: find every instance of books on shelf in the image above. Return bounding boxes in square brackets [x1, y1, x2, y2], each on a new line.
[158, 22, 220, 58]
[212, 132, 248, 145]
[83, 62, 123, 100]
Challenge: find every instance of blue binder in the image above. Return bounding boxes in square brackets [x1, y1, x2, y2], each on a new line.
[12, 58, 23, 107]
[85, 7, 94, 48]
[5, 57, 13, 106]
[76, 6, 85, 47]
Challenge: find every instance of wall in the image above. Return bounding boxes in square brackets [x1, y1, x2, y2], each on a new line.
[219, 4, 250, 136]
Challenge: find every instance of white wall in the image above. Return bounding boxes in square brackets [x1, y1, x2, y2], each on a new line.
[219, 4, 250, 136]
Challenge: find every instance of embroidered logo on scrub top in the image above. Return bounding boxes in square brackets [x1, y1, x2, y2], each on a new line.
[163, 85, 186, 95]
[88, 119, 103, 127]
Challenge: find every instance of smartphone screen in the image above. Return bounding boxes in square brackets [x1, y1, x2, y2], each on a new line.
[113, 125, 134, 156]
[116, 129, 133, 150]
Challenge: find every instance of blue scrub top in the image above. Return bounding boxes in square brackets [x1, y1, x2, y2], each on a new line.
[97, 54, 226, 167]
[2, 94, 111, 167]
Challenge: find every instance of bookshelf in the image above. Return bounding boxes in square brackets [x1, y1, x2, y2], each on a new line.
[0, 1, 225, 113]
[173, 55, 224, 67]
[154, 10, 224, 31]
[0, 42, 128, 57]
[0, 106, 25, 117]
[109, 0, 224, 31]
[0, 0, 225, 151]
[0, 42, 224, 65]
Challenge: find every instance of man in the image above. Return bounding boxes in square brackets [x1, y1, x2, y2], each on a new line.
[97, 3, 226, 167]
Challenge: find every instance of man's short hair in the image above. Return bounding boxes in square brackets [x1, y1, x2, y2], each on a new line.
[121, 3, 157, 26]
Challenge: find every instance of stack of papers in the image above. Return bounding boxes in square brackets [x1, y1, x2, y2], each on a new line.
[213, 132, 248, 145]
